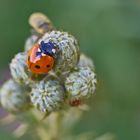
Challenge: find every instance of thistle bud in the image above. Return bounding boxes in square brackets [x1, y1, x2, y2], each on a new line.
[0, 79, 31, 113]
[65, 67, 97, 101]
[38, 31, 80, 77]
[30, 76, 65, 113]
[78, 53, 95, 70]
[10, 52, 33, 85]
[29, 13, 54, 35]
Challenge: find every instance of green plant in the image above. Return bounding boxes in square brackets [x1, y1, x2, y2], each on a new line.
[0, 13, 116, 140]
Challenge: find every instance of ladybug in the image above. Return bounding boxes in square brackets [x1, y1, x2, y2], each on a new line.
[27, 40, 57, 74]
[69, 99, 82, 107]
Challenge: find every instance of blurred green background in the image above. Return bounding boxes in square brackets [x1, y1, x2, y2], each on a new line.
[0, 0, 140, 139]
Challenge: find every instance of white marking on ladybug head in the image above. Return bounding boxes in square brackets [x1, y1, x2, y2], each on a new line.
[42, 53, 46, 56]
[52, 49, 56, 54]
[38, 48, 41, 52]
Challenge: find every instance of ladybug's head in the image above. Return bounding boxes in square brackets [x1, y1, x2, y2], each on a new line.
[39, 41, 57, 58]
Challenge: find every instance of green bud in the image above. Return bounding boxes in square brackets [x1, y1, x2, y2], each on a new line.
[0, 79, 31, 113]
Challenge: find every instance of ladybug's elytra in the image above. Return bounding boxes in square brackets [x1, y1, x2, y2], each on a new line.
[27, 41, 57, 74]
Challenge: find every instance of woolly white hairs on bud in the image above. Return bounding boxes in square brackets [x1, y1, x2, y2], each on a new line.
[0, 79, 31, 113]
[30, 76, 65, 113]
[65, 66, 97, 100]
[38, 31, 80, 77]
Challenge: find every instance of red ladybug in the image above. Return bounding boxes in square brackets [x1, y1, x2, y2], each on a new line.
[69, 99, 82, 107]
[27, 41, 57, 74]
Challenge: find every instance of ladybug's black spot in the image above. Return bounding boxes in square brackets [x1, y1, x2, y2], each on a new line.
[35, 65, 40, 69]
[46, 65, 50, 68]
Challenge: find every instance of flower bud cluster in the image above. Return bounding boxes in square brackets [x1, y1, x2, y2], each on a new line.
[0, 13, 97, 114]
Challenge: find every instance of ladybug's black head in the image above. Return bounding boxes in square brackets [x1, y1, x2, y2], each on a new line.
[40, 41, 57, 57]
